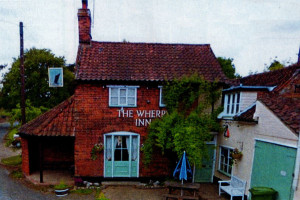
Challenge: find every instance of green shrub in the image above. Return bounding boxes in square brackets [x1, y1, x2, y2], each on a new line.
[72, 188, 93, 195]
[54, 180, 70, 190]
[5, 127, 18, 147]
[1, 155, 22, 166]
[96, 190, 110, 200]
[11, 169, 24, 178]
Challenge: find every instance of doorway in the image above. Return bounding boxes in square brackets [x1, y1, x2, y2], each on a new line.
[104, 132, 140, 177]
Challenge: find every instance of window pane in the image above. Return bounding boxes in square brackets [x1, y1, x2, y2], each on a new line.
[128, 88, 135, 97]
[226, 95, 230, 114]
[120, 97, 126, 104]
[111, 97, 118, 105]
[120, 89, 126, 97]
[236, 93, 240, 103]
[111, 88, 118, 97]
[128, 97, 135, 105]
[231, 94, 235, 114]
[160, 88, 165, 105]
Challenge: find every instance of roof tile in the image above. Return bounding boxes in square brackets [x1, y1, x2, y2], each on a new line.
[76, 41, 228, 82]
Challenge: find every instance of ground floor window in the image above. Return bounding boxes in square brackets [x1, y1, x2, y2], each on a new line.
[104, 132, 139, 177]
[218, 146, 233, 176]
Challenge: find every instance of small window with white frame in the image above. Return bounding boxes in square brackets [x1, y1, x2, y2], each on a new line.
[219, 146, 233, 176]
[224, 92, 240, 115]
[108, 85, 138, 107]
[159, 86, 166, 107]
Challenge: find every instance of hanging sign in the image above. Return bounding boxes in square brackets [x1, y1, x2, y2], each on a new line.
[48, 68, 63, 87]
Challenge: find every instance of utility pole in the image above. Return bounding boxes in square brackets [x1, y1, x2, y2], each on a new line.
[20, 22, 26, 125]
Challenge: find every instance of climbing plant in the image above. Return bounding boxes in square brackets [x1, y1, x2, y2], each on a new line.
[142, 74, 222, 167]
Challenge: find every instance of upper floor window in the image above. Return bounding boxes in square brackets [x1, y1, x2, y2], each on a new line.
[224, 92, 240, 115]
[108, 85, 138, 107]
[159, 86, 166, 107]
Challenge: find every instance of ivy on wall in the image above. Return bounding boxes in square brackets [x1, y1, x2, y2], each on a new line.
[142, 74, 223, 167]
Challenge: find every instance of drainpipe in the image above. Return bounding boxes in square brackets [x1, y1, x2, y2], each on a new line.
[292, 132, 300, 195]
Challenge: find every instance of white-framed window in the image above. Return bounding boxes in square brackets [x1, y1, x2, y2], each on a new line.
[159, 86, 166, 107]
[108, 85, 138, 107]
[218, 146, 233, 176]
[224, 92, 240, 115]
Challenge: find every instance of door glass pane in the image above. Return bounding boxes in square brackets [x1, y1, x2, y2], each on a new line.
[132, 136, 138, 161]
[105, 136, 112, 161]
[114, 136, 129, 161]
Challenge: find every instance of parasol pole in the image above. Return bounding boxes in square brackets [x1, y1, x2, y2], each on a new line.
[181, 179, 183, 196]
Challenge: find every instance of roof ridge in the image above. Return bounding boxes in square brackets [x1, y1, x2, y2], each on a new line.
[90, 40, 211, 47]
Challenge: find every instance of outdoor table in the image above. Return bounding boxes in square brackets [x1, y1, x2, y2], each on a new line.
[163, 181, 200, 200]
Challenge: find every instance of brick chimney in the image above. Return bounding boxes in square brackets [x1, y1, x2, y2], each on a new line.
[78, 0, 91, 45]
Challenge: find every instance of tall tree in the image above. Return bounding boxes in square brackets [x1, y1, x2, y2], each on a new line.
[0, 48, 75, 110]
[217, 57, 241, 79]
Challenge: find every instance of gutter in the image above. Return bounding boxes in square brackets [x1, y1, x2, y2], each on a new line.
[293, 132, 300, 194]
[223, 85, 276, 92]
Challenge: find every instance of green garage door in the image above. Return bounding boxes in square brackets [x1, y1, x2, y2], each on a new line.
[194, 144, 215, 182]
[251, 140, 296, 200]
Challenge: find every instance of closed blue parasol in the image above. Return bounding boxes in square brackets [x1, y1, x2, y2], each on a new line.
[173, 151, 193, 182]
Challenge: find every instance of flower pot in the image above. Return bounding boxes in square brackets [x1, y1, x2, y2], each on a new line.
[55, 188, 69, 197]
[232, 153, 242, 160]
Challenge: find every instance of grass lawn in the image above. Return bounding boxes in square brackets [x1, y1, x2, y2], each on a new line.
[1, 155, 22, 166]
[71, 188, 94, 195]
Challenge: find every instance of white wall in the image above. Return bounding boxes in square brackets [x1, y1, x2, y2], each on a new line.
[215, 100, 298, 196]
[240, 91, 257, 112]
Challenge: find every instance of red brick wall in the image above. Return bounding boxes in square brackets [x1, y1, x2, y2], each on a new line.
[21, 138, 30, 176]
[74, 83, 171, 177]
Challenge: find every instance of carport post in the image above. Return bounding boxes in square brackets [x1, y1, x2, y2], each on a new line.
[39, 141, 43, 183]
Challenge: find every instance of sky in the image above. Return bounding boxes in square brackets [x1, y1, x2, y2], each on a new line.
[0, 0, 300, 78]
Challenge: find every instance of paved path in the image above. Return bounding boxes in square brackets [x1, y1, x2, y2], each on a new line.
[0, 122, 21, 159]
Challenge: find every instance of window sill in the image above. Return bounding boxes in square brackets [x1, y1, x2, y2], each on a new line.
[217, 169, 231, 177]
[109, 105, 137, 108]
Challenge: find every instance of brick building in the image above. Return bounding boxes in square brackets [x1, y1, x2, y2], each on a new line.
[19, 0, 227, 181]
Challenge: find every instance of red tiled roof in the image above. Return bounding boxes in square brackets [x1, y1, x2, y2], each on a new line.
[234, 104, 256, 122]
[258, 92, 299, 134]
[76, 41, 228, 82]
[19, 96, 76, 136]
[240, 64, 299, 87]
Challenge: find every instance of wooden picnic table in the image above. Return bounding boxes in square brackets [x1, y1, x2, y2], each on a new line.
[163, 181, 200, 200]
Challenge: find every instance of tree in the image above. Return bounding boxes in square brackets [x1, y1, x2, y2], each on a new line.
[217, 57, 241, 79]
[267, 60, 284, 71]
[142, 75, 222, 167]
[0, 64, 7, 71]
[0, 48, 75, 110]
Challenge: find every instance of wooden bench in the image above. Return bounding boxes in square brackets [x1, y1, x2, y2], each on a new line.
[163, 193, 199, 200]
[218, 175, 246, 200]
